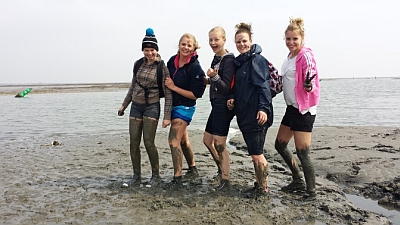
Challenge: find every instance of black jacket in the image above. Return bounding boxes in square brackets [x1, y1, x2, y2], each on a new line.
[209, 53, 236, 100]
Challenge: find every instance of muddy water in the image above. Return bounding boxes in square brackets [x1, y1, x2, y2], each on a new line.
[346, 194, 400, 224]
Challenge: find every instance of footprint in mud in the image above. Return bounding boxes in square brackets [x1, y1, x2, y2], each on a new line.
[315, 155, 335, 160]
[349, 162, 361, 176]
[271, 164, 285, 172]
[362, 157, 381, 164]
[313, 146, 332, 151]
[373, 144, 399, 153]
[231, 151, 247, 157]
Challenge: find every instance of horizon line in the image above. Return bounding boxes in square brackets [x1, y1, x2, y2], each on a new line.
[1, 76, 399, 87]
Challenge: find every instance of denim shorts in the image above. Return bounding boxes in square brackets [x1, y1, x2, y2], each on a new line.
[129, 101, 160, 119]
[281, 105, 316, 132]
[242, 128, 268, 155]
[171, 105, 196, 124]
[205, 98, 235, 136]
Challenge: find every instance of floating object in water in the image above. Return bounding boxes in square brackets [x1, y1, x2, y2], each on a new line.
[15, 88, 32, 98]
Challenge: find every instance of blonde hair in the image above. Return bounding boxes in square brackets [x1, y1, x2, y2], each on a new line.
[235, 22, 253, 40]
[285, 17, 305, 38]
[178, 33, 200, 54]
[209, 26, 226, 41]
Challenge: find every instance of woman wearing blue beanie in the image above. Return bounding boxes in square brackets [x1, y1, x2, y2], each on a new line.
[118, 28, 172, 188]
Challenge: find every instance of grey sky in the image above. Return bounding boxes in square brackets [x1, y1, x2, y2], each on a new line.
[1, 0, 398, 84]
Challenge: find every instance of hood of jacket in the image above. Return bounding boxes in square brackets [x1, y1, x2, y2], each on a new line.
[234, 44, 262, 66]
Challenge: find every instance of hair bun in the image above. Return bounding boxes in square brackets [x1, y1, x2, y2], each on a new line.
[146, 28, 155, 37]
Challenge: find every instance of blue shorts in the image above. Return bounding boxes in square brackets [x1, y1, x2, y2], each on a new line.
[129, 101, 160, 119]
[281, 105, 316, 132]
[171, 105, 196, 125]
[205, 98, 235, 136]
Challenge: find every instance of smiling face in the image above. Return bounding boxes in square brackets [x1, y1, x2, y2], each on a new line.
[209, 30, 226, 56]
[143, 47, 157, 62]
[235, 32, 252, 54]
[178, 37, 195, 58]
[285, 30, 303, 55]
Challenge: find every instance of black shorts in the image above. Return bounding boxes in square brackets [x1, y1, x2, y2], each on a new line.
[242, 128, 268, 155]
[205, 98, 235, 136]
[281, 105, 316, 132]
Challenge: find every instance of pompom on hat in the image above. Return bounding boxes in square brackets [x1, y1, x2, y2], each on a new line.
[142, 28, 158, 51]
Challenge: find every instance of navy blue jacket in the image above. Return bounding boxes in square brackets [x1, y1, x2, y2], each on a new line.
[167, 54, 206, 107]
[234, 44, 273, 131]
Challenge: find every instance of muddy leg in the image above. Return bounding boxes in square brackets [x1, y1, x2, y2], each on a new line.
[128, 118, 143, 184]
[252, 155, 269, 200]
[168, 120, 184, 178]
[129, 118, 143, 176]
[275, 139, 306, 192]
[181, 129, 195, 168]
[143, 116, 160, 178]
[297, 147, 316, 196]
[215, 140, 229, 180]
[253, 156, 269, 191]
[275, 139, 302, 179]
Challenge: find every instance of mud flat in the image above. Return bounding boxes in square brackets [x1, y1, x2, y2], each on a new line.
[1, 127, 399, 224]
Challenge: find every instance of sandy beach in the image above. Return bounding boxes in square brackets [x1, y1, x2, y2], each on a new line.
[1, 125, 399, 224]
[1, 85, 400, 224]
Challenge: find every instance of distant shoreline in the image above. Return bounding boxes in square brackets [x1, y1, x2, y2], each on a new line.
[0, 82, 130, 87]
[0, 83, 131, 96]
[1, 76, 399, 96]
[1, 76, 399, 87]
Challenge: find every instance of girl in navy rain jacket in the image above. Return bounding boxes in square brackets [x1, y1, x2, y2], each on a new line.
[227, 23, 273, 200]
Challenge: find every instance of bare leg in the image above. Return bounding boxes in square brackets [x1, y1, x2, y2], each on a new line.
[203, 132, 221, 172]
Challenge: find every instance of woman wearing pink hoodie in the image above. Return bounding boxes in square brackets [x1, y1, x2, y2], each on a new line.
[274, 17, 320, 199]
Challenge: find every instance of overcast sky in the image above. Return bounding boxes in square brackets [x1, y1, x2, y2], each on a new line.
[1, 0, 398, 84]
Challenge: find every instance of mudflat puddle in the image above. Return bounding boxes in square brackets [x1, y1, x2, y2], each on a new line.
[346, 194, 400, 224]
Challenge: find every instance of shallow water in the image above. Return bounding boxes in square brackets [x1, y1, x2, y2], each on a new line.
[1, 77, 399, 148]
[346, 194, 400, 224]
